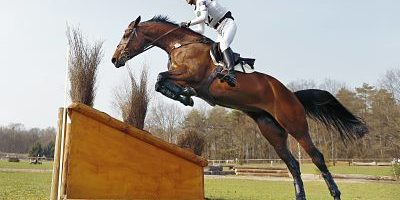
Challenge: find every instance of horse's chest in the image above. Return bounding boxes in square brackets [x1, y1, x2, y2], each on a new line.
[169, 62, 180, 71]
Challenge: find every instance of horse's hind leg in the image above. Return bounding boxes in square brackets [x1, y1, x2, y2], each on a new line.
[294, 133, 341, 200]
[246, 112, 306, 200]
[264, 87, 340, 199]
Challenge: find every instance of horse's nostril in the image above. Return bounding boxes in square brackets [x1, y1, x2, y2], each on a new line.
[111, 57, 117, 64]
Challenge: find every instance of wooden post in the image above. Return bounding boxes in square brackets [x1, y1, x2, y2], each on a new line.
[50, 108, 66, 200]
[59, 124, 71, 200]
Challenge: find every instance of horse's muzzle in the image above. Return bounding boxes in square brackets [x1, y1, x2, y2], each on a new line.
[111, 57, 126, 68]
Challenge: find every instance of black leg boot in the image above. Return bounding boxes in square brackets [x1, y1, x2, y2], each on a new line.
[221, 47, 236, 87]
[322, 172, 341, 200]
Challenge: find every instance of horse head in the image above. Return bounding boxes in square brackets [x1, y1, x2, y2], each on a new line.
[112, 16, 146, 68]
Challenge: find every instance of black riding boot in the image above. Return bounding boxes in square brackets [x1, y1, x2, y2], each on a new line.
[221, 47, 236, 87]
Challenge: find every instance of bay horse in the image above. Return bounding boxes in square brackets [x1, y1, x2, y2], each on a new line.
[112, 16, 368, 200]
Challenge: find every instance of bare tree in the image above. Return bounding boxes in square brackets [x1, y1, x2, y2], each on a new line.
[286, 79, 317, 91]
[319, 78, 346, 95]
[146, 101, 183, 143]
[0, 125, 56, 154]
[114, 66, 150, 130]
[379, 68, 400, 101]
[67, 26, 103, 107]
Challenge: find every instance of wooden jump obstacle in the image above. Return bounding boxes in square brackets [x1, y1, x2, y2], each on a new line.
[51, 103, 208, 200]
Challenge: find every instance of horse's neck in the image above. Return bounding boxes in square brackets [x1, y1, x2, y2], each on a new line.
[146, 24, 206, 53]
[144, 23, 217, 85]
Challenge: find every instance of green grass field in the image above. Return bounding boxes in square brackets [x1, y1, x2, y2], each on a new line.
[0, 171, 399, 200]
[0, 160, 399, 199]
[0, 172, 52, 200]
[205, 178, 400, 200]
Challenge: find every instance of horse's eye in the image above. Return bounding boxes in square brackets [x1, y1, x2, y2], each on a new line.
[124, 31, 132, 38]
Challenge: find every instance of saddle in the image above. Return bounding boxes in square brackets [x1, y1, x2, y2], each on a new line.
[210, 43, 256, 69]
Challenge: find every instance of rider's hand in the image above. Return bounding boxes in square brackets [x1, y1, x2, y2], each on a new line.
[180, 21, 190, 28]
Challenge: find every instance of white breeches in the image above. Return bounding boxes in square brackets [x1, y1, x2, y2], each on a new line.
[216, 18, 237, 51]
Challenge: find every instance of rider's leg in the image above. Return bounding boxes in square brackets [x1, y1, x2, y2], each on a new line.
[221, 47, 236, 87]
[217, 19, 237, 87]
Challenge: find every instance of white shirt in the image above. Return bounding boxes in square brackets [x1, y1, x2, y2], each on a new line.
[189, 0, 228, 33]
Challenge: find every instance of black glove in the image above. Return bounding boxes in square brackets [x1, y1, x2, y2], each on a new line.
[180, 21, 190, 28]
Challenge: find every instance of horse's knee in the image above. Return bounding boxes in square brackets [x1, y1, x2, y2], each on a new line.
[155, 82, 163, 92]
[157, 72, 169, 82]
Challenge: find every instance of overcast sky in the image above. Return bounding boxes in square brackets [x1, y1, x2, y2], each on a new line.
[1, 0, 399, 128]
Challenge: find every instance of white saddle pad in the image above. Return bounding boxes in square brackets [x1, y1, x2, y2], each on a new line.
[234, 63, 255, 74]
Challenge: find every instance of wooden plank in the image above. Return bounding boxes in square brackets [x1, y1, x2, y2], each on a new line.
[62, 104, 205, 200]
[68, 103, 208, 167]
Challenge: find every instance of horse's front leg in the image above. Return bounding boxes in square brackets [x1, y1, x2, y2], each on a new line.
[155, 70, 196, 106]
[158, 69, 197, 96]
[155, 79, 194, 106]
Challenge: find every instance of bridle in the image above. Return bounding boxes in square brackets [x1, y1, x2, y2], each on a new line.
[141, 26, 182, 53]
[121, 26, 181, 58]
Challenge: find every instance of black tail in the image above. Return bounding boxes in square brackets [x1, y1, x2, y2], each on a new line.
[294, 89, 368, 143]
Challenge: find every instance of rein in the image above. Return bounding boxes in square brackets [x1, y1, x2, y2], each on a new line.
[139, 26, 182, 54]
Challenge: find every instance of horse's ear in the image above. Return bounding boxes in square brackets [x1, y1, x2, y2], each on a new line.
[136, 16, 141, 24]
[129, 16, 141, 28]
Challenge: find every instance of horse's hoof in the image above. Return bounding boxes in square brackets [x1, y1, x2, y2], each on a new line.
[179, 96, 194, 107]
[184, 98, 194, 107]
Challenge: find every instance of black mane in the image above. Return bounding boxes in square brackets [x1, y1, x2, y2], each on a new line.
[148, 15, 178, 26]
[146, 15, 214, 44]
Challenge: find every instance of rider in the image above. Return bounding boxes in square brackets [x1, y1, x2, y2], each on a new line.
[180, 0, 237, 87]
